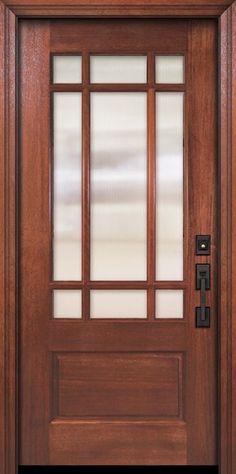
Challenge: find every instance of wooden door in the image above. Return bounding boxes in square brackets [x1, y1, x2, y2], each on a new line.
[19, 18, 217, 465]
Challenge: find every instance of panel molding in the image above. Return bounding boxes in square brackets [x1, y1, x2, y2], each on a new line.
[0, 1, 235, 473]
[52, 351, 183, 419]
[1, 1, 235, 18]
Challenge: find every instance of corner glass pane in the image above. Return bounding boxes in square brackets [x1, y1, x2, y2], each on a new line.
[155, 56, 184, 84]
[53, 93, 82, 281]
[53, 55, 82, 84]
[156, 92, 184, 281]
[91, 92, 147, 280]
[90, 290, 147, 319]
[90, 56, 147, 84]
[155, 290, 184, 319]
[53, 290, 82, 318]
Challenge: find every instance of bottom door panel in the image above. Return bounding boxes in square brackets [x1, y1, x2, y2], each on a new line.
[53, 352, 183, 418]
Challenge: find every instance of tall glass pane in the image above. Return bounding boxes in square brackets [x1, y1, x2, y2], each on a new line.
[53, 93, 82, 280]
[156, 93, 184, 281]
[91, 93, 147, 280]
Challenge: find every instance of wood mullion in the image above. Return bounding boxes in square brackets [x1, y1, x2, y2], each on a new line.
[82, 52, 90, 320]
[147, 52, 156, 320]
[50, 281, 187, 290]
[50, 85, 186, 93]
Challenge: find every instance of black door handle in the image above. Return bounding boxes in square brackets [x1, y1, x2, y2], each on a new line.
[200, 276, 207, 322]
[196, 264, 210, 328]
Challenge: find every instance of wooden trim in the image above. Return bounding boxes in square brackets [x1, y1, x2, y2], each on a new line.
[0, 0, 235, 19]
[4, 5, 234, 17]
[0, 1, 235, 473]
[219, 4, 236, 473]
[0, 2, 18, 474]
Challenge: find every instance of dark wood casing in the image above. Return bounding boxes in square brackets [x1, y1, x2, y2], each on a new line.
[0, 1, 235, 473]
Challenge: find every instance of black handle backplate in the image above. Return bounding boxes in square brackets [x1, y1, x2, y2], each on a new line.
[196, 264, 210, 328]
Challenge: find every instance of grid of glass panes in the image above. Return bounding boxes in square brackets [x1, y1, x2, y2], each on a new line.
[51, 54, 185, 319]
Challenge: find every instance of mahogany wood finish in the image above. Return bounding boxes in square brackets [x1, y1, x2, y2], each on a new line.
[19, 18, 216, 465]
[53, 352, 183, 418]
[0, 1, 235, 473]
[220, 4, 236, 473]
[49, 421, 187, 465]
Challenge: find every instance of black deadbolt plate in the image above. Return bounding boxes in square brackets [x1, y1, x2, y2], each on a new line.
[196, 235, 211, 255]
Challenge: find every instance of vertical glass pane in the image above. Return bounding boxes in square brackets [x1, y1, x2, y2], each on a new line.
[156, 93, 184, 280]
[53, 55, 82, 84]
[53, 290, 82, 318]
[91, 93, 147, 280]
[155, 56, 184, 84]
[90, 56, 147, 84]
[155, 290, 184, 318]
[53, 93, 82, 281]
[90, 290, 147, 319]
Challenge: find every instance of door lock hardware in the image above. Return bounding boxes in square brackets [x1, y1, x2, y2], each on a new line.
[196, 264, 210, 328]
[196, 235, 211, 255]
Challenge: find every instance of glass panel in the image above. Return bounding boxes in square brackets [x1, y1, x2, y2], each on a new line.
[90, 56, 147, 84]
[53, 290, 82, 318]
[91, 93, 147, 280]
[155, 290, 184, 318]
[156, 93, 184, 281]
[53, 93, 82, 280]
[155, 56, 184, 84]
[90, 290, 147, 319]
[53, 55, 82, 84]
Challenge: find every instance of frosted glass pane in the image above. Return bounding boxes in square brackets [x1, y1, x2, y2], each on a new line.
[53, 93, 82, 280]
[90, 56, 147, 83]
[53, 290, 82, 318]
[156, 56, 184, 84]
[53, 55, 82, 84]
[156, 93, 184, 280]
[90, 290, 147, 319]
[156, 290, 184, 318]
[91, 93, 147, 280]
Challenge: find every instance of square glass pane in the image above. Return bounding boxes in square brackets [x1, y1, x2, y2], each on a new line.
[156, 290, 184, 319]
[90, 56, 147, 83]
[156, 92, 184, 280]
[53, 93, 82, 281]
[90, 290, 147, 319]
[155, 56, 184, 84]
[53, 290, 82, 318]
[91, 92, 147, 280]
[53, 55, 82, 84]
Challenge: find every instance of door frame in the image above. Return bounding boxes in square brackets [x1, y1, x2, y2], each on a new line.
[0, 1, 235, 472]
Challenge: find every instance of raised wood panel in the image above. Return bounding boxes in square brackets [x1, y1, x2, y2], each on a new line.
[53, 352, 183, 418]
[49, 420, 187, 465]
